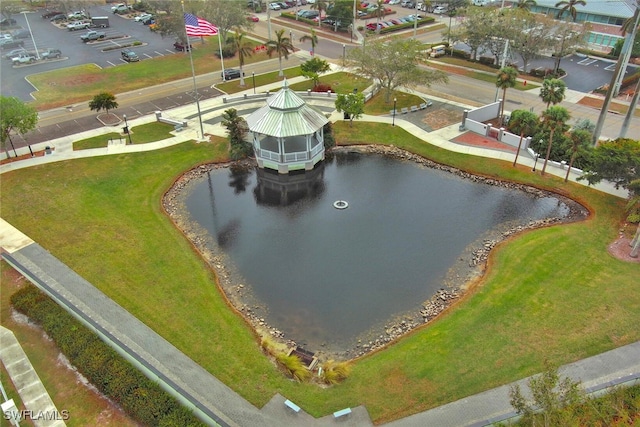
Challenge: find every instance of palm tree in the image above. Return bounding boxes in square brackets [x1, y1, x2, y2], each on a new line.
[540, 106, 570, 176]
[231, 31, 254, 87]
[299, 28, 318, 56]
[564, 129, 591, 182]
[373, 0, 386, 31]
[310, 0, 329, 26]
[539, 78, 567, 108]
[555, 0, 586, 22]
[89, 92, 118, 115]
[508, 110, 539, 167]
[221, 108, 251, 160]
[495, 66, 519, 124]
[266, 29, 294, 77]
[515, 0, 537, 10]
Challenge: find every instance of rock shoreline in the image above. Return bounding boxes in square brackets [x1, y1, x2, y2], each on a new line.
[163, 146, 588, 361]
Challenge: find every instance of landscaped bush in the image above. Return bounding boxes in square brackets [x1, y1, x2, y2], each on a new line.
[275, 353, 312, 382]
[11, 284, 205, 427]
[478, 56, 495, 66]
[312, 83, 333, 93]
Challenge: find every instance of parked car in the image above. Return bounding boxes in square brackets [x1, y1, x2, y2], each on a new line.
[141, 17, 155, 25]
[113, 4, 131, 14]
[12, 52, 36, 65]
[3, 47, 26, 60]
[67, 21, 91, 31]
[41, 10, 62, 19]
[134, 13, 153, 22]
[68, 11, 86, 19]
[173, 40, 191, 51]
[0, 18, 17, 28]
[247, 14, 260, 22]
[269, 3, 281, 10]
[222, 68, 243, 80]
[50, 14, 66, 22]
[433, 5, 447, 13]
[11, 29, 30, 39]
[0, 38, 24, 49]
[81, 31, 106, 42]
[41, 48, 62, 59]
[121, 48, 139, 62]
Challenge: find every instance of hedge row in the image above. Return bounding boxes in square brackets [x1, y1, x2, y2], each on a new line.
[10, 284, 205, 427]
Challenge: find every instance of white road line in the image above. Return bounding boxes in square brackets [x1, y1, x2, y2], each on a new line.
[154, 51, 165, 56]
[577, 58, 597, 66]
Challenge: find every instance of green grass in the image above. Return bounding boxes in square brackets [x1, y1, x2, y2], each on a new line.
[216, 66, 304, 94]
[73, 122, 176, 150]
[428, 57, 541, 90]
[287, 72, 372, 94]
[1, 124, 638, 424]
[364, 90, 426, 115]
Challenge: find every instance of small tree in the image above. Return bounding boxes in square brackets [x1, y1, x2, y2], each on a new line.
[540, 105, 570, 176]
[221, 108, 251, 160]
[539, 78, 567, 108]
[266, 29, 294, 77]
[300, 57, 331, 88]
[299, 29, 318, 55]
[89, 92, 118, 116]
[564, 128, 591, 182]
[495, 66, 519, 123]
[509, 361, 585, 427]
[508, 109, 539, 167]
[335, 93, 365, 127]
[0, 96, 38, 158]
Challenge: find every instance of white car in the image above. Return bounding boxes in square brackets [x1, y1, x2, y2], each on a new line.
[389, 0, 401, 4]
[433, 6, 447, 13]
[269, 2, 281, 9]
[135, 13, 153, 22]
[68, 11, 86, 19]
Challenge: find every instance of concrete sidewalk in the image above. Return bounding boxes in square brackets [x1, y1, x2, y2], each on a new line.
[0, 69, 636, 426]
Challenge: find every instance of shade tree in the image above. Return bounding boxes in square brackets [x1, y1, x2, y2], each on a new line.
[335, 92, 365, 127]
[300, 57, 331, 88]
[347, 37, 448, 103]
[0, 96, 38, 158]
[89, 92, 119, 115]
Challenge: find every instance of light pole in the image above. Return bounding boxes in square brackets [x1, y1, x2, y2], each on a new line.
[21, 11, 40, 60]
[123, 114, 132, 144]
[252, 72, 256, 94]
[532, 141, 541, 171]
[392, 98, 397, 126]
[342, 44, 346, 67]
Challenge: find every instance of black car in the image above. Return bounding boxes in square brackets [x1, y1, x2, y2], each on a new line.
[222, 69, 244, 80]
[41, 10, 62, 19]
[0, 18, 17, 28]
[13, 29, 31, 39]
[0, 39, 24, 49]
[50, 14, 66, 22]
[173, 41, 191, 51]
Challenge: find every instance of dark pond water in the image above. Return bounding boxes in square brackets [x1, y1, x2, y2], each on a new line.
[183, 152, 572, 353]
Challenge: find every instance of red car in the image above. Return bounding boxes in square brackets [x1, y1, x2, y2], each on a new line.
[247, 14, 259, 22]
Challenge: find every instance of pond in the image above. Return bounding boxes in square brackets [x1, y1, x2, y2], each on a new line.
[177, 149, 581, 357]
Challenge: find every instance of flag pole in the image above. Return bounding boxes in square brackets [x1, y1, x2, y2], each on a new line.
[181, 1, 205, 140]
[218, 32, 226, 81]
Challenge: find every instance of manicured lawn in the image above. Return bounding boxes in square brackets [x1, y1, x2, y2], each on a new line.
[1, 124, 638, 424]
[364, 90, 426, 115]
[287, 72, 372, 94]
[73, 122, 176, 150]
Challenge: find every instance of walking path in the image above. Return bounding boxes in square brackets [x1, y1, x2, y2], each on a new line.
[1, 66, 637, 426]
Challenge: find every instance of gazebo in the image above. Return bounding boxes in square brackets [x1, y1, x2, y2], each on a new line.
[246, 80, 329, 174]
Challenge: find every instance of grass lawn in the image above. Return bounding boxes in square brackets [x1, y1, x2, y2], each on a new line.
[428, 58, 541, 90]
[364, 90, 426, 115]
[1, 123, 638, 423]
[287, 72, 372, 94]
[73, 122, 176, 150]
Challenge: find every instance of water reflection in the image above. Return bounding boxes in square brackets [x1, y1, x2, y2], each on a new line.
[183, 153, 575, 353]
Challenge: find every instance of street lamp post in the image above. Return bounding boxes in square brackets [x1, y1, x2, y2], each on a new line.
[342, 44, 346, 67]
[21, 12, 40, 60]
[252, 72, 256, 94]
[532, 142, 541, 171]
[123, 114, 132, 145]
[392, 98, 397, 126]
[290, 30, 293, 48]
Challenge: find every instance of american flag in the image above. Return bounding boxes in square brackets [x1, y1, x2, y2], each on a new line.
[184, 13, 218, 37]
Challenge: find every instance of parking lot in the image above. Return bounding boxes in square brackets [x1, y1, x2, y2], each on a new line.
[0, 4, 197, 101]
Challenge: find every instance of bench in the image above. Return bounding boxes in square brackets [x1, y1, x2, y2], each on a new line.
[174, 125, 183, 132]
[410, 105, 418, 113]
[284, 399, 301, 413]
[401, 107, 408, 114]
[333, 407, 352, 418]
[419, 101, 433, 109]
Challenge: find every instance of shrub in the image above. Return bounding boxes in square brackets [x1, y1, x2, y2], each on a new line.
[312, 84, 333, 93]
[10, 284, 205, 426]
[320, 360, 351, 384]
[275, 353, 312, 382]
[479, 56, 495, 66]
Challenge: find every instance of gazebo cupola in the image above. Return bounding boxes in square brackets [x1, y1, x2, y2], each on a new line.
[246, 79, 329, 174]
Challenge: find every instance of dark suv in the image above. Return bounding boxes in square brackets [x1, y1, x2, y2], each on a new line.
[121, 49, 139, 62]
[222, 69, 243, 80]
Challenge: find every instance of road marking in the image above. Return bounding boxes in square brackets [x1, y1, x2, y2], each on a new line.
[144, 53, 152, 58]
[577, 58, 597, 66]
[106, 61, 117, 67]
[604, 63, 616, 71]
[154, 51, 165, 56]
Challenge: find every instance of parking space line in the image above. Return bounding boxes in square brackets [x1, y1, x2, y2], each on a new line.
[154, 51, 165, 56]
[604, 63, 616, 71]
[577, 58, 597, 66]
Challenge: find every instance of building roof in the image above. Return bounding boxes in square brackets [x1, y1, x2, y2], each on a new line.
[533, 0, 635, 19]
[246, 80, 329, 137]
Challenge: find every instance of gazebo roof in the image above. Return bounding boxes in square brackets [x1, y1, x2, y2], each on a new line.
[246, 80, 329, 138]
